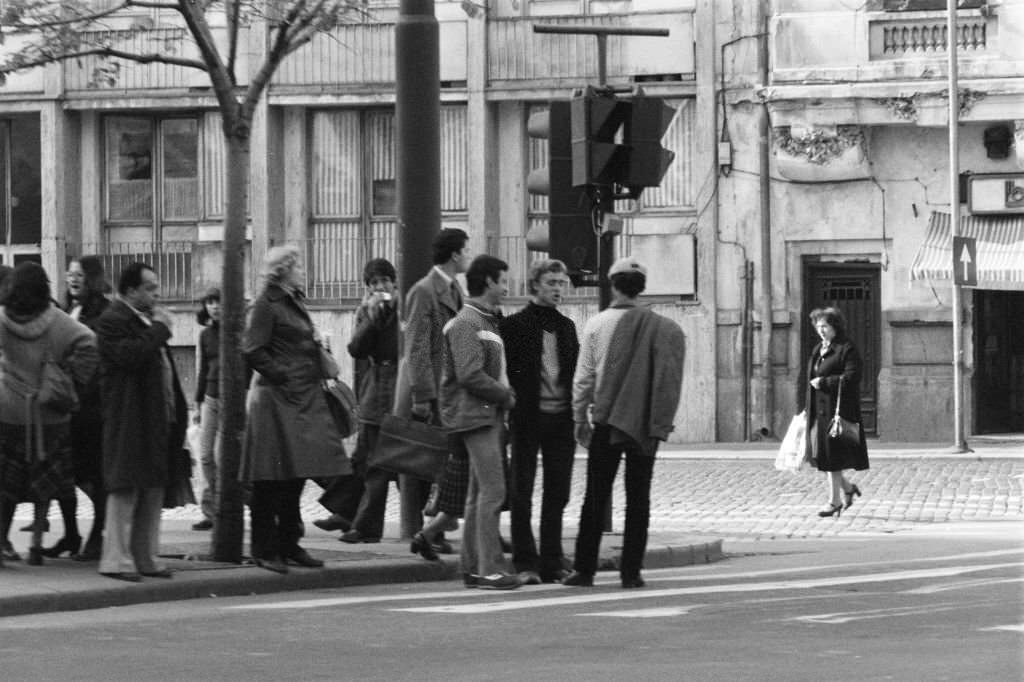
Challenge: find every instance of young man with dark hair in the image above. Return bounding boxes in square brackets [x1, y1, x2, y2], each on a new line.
[499, 259, 579, 584]
[393, 227, 469, 544]
[441, 254, 520, 589]
[563, 256, 685, 589]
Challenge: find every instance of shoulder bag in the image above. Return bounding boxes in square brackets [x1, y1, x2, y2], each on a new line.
[828, 378, 861, 446]
[370, 414, 449, 482]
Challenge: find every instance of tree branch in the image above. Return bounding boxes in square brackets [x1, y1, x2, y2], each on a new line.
[1, 46, 207, 74]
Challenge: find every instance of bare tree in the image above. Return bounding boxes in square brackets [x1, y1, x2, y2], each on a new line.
[1, 0, 363, 562]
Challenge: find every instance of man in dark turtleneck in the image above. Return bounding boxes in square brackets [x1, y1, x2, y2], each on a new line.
[499, 259, 579, 584]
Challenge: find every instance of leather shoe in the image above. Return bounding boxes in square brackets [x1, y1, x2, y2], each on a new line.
[2, 540, 22, 562]
[621, 575, 646, 589]
[72, 543, 102, 562]
[253, 556, 289, 574]
[312, 514, 352, 532]
[561, 570, 594, 587]
[431, 538, 454, 555]
[101, 572, 142, 583]
[539, 568, 570, 584]
[410, 532, 439, 561]
[141, 569, 173, 579]
[339, 530, 381, 544]
[284, 548, 324, 568]
[191, 520, 214, 531]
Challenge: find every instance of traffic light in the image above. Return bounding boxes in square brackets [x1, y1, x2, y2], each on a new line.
[526, 101, 599, 276]
[571, 86, 630, 188]
[617, 92, 677, 199]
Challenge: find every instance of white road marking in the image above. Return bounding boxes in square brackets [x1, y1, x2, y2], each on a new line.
[223, 585, 568, 611]
[389, 562, 1023, 614]
[903, 576, 1024, 594]
[979, 624, 1024, 633]
[791, 602, 967, 624]
[579, 606, 703, 618]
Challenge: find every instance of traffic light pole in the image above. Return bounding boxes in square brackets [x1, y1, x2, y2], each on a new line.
[535, 24, 669, 531]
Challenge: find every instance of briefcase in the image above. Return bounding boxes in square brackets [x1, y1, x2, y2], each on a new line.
[370, 415, 449, 482]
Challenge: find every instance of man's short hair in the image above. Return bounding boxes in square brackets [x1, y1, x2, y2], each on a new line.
[363, 257, 397, 285]
[527, 258, 569, 295]
[118, 262, 155, 296]
[432, 228, 469, 265]
[465, 255, 508, 297]
[610, 271, 646, 298]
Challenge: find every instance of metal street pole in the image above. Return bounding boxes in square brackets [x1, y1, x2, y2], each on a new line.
[396, 0, 441, 538]
[947, 3, 969, 452]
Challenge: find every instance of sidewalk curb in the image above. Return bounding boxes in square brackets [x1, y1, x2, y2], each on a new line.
[0, 537, 723, 619]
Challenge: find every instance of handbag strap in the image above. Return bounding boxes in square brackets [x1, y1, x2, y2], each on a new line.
[833, 377, 843, 419]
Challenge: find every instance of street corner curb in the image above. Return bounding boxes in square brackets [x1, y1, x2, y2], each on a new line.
[0, 557, 462, 619]
[594, 537, 724, 572]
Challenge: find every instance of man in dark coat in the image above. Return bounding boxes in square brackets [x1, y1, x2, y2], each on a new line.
[96, 262, 188, 582]
[499, 259, 579, 584]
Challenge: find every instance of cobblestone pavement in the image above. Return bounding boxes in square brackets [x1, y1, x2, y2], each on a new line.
[20, 452, 1024, 543]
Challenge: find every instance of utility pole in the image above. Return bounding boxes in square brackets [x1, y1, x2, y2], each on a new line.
[946, 2, 970, 453]
[396, 0, 441, 538]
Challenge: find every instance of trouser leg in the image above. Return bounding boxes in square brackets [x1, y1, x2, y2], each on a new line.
[131, 487, 165, 574]
[508, 417, 539, 572]
[275, 479, 306, 557]
[198, 398, 221, 521]
[249, 481, 278, 559]
[100, 489, 140, 574]
[463, 425, 508, 577]
[538, 411, 574, 573]
[573, 425, 622, 576]
[619, 448, 655, 580]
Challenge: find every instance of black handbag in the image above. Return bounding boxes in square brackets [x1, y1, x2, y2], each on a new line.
[370, 414, 449, 482]
[828, 378, 861, 446]
[323, 378, 359, 438]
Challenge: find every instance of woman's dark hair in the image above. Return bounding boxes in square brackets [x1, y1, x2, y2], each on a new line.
[196, 286, 221, 326]
[64, 255, 111, 315]
[610, 271, 646, 298]
[118, 261, 154, 296]
[431, 228, 469, 265]
[0, 264, 13, 305]
[5, 261, 52, 318]
[465, 255, 508, 296]
[809, 306, 848, 339]
[363, 258, 397, 285]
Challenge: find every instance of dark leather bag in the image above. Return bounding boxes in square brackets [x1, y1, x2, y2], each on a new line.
[370, 414, 449, 482]
[323, 378, 359, 438]
[828, 378, 861, 446]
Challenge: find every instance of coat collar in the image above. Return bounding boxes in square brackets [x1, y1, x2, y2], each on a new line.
[428, 268, 461, 314]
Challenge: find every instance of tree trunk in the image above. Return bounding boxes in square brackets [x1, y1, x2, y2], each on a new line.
[210, 126, 251, 563]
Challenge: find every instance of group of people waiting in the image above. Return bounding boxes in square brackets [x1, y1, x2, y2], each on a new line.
[0, 228, 867, 587]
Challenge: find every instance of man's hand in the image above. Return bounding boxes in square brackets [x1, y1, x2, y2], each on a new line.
[411, 400, 432, 421]
[151, 306, 172, 328]
[574, 421, 593, 449]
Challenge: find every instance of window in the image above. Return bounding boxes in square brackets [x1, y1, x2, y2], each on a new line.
[0, 116, 42, 265]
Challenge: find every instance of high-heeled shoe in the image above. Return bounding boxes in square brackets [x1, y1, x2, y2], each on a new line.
[410, 532, 439, 561]
[40, 535, 82, 558]
[817, 503, 843, 518]
[844, 484, 862, 510]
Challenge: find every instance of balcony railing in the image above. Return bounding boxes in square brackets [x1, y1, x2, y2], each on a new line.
[66, 241, 196, 301]
[869, 12, 992, 59]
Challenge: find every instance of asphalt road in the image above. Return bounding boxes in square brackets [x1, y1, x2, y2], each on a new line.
[3, 522, 1021, 682]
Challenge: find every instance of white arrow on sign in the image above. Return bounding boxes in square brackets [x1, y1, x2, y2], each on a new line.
[959, 244, 973, 282]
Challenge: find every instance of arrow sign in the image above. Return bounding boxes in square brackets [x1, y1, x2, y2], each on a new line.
[952, 236, 978, 287]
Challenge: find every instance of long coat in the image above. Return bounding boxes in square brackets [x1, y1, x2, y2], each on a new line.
[240, 284, 348, 481]
[96, 299, 188, 492]
[392, 268, 461, 421]
[803, 338, 870, 472]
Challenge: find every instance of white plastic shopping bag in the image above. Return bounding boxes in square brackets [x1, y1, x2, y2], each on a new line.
[774, 412, 807, 472]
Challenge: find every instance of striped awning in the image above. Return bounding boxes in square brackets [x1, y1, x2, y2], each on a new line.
[909, 211, 1024, 290]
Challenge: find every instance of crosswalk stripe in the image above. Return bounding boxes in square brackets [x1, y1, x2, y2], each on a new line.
[389, 562, 1023, 614]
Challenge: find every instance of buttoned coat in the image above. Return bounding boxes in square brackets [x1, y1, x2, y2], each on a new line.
[240, 284, 348, 481]
[392, 268, 461, 421]
[803, 338, 870, 472]
[96, 299, 188, 492]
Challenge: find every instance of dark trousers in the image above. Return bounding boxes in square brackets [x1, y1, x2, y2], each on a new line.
[573, 424, 655, 580]
[349, 425, 392, 539]
[250, 478, 305, 560]
[509, 410, 574, 573]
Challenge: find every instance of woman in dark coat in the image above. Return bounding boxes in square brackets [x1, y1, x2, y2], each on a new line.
[803, 306, 869, 518]
[41, 256, 111, 560]
[241, 245, 348, 573]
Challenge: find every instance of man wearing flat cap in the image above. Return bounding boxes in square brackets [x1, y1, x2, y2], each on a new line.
[562, 256, 685, 589]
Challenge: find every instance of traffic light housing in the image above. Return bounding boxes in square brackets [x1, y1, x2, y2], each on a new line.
[571, 86, 630, 188]
[618, 93, 677, 198]
[526, 101, 599, 277]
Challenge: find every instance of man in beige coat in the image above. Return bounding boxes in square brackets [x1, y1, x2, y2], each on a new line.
[392, 227, 469, 540]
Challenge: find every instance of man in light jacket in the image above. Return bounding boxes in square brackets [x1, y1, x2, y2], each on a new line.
[563, 256, 685, 589]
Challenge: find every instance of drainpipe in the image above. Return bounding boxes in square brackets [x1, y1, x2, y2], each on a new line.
[757, 1, 775, 438]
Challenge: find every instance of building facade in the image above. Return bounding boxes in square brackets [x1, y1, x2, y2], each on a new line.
[0, 0, 1021, 442]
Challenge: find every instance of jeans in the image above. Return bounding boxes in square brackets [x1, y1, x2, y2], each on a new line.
[509, 410, 574, 574]
[250, 479, 305, 560]
[573, 424, 656, 580]
[458, 424, 510, 577]
[99, 487, 165, 574]
[349, 425, 392, 539]
[198, 397, 222, 522]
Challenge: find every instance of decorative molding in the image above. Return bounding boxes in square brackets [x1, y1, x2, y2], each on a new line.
[878, 96, 918, 121]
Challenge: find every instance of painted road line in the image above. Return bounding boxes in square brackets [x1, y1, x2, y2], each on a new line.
[791, 601, 983, 624]
[580, 606, 704, 618]
[223, 584, 569, 611]
[903, 576, 1024, 594]
[979, 624, 1024, 633]
[390, 562, 1023, 614]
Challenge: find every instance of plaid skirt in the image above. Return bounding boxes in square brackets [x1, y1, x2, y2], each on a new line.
[434, 452, 470, 517]
[0, 422, 74, 505]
